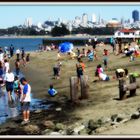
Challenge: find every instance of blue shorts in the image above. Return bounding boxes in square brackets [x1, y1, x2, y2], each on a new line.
[21, 102, 30, 111]
[6, 82, 13, 92]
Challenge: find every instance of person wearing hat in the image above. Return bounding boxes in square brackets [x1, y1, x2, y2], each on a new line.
[115, 68, 128, 79]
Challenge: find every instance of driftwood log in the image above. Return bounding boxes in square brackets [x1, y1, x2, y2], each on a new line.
[129, 74, 137, 96]
[80, 75, 89, 99]
[70, 75, 89, 102]
[70, 77, 79, 102]
[119, 75, 139, 100]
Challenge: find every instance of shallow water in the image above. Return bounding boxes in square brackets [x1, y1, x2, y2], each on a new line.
[0, 71, 52, 125]
[0, 90, 52, 125]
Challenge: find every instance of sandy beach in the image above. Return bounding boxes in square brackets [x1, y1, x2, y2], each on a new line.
[0, 44, 140, 135]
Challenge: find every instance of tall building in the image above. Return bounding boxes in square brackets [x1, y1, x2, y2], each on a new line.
[82, 13, 88, 27]
[121, 17, 124, 25]
[25, 18, 32, 27]
[74, 16, 81, 25]
[132, 10, 139, 22]
[92, 14, 96, 23]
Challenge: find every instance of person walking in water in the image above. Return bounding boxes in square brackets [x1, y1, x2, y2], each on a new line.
[14, 76, 21, 102]
[4, 69, 14, 102]
[20, 77, 31, 125]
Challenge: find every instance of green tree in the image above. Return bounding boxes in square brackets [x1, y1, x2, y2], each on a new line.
[51, 24, 70, 36]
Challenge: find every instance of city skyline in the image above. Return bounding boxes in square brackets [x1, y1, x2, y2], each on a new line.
[1, 4, 140, 28]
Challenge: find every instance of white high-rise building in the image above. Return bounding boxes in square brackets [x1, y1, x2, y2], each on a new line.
[25, 17, 32, 27]
[74, 16, 81, 26]
[82, 13, 88, 27]
[37, 22, 43, 29]
[67, 21, 72, 32]
[92, 14, 96, 23]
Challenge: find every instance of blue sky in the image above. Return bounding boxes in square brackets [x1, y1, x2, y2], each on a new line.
[0, 4, 140, 28]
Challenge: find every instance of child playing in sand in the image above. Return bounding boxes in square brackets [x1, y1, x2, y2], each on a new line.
[95, 64, 110, 81]
[48, 84, 58, 97]
[53, 61, 62, 79]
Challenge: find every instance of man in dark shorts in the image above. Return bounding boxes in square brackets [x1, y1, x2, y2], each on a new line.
[20, 77, 31, 125]
[76, 58, 85, 84]
[4, 70, 14, 102]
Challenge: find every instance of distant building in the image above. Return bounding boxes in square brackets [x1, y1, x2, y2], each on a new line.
[37, 22, 43, 29]
[132, 10, 139, 22]
[75, 16, 81, 25]
[82, 13, 88, 27]
[114, 29, 136, 38]
[25, 18, 32, 27]
[106, 18, 121, 28]
[92, 14, 96, 23]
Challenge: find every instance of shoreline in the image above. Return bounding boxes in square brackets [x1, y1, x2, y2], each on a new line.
[0, 35, 113, 39]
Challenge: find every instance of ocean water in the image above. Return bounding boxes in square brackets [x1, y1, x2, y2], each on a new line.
[0, 38, 43, 52]
[0, 37, 110, 53]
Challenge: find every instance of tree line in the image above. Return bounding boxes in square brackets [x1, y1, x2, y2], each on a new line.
[0, 24, 121, 36]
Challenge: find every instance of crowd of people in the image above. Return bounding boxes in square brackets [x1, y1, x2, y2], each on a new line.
[50, 37, 140, 91]
[0, 46, 32, 125]
[1, 37, 140, 126]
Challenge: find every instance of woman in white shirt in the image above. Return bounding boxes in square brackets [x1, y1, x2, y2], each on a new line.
[4, 70, 14, 102]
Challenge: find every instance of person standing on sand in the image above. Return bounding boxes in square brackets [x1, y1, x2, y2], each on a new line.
[20, 77, 31, 125]
[103, 49, 109, 69]
[110, 37, 116, 53]
[15, 59, 20, 76]
[76, 58, 85, 84]
[53, 61, 62, 79]
[10, 44, 14, 58]
[26, 53, 30, 63]
[16, 49, 20, 60]
[21, 48, 25, 60]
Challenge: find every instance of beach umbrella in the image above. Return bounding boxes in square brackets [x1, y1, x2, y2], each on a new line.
[59, 42, 73, 53]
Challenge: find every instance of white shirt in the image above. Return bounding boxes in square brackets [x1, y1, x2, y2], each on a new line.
[4, 62, 9, 73]
[94, 38, 97, 42]
[20, 84, 31, 102]
[4, 72, 14, 82]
